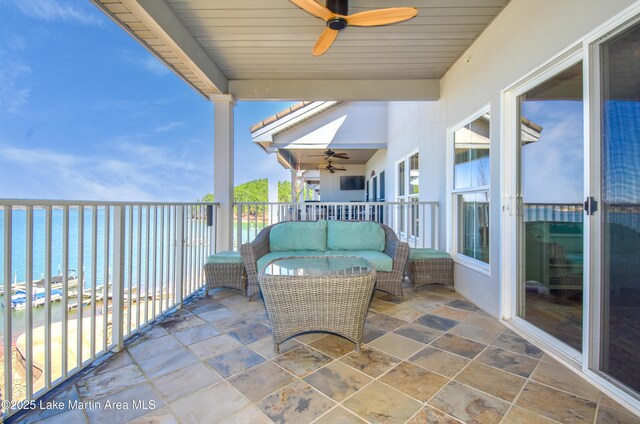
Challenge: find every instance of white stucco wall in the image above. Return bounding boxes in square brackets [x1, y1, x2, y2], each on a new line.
[272, 102, 388, 149]
[382, 0, 637, 317]
[319, 165, 366, 202]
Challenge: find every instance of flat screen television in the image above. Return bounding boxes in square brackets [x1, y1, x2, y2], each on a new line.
[340, 176, 365, 190]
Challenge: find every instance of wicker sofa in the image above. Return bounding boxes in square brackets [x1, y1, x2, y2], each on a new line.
[241, 220, 409, 300]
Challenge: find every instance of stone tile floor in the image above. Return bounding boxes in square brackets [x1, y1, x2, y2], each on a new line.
[10, 283, 640, 424]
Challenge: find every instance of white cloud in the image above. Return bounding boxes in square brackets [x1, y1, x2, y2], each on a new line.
[142, 56, 170, 76]
[92, 98, 174, 112]
[119, 50, 171, 77]
[0, 139, 211, 202]
[154, 121, 185, 133]
[10, 0, 104, 26]
[5, 33, 26, 51]
[0, 60, 31, 113]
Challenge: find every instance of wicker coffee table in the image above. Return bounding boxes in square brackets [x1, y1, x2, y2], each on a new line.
[258, 256, 376, 353]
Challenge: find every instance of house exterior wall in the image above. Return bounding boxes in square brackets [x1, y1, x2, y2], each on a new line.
[271, 102, 388, 149]
[381, 0, 637, 317]
[319, 165, 366, 202]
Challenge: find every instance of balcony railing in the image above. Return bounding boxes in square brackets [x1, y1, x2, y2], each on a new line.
[0, 200, 218, 419]
[234, 201, 439, 250]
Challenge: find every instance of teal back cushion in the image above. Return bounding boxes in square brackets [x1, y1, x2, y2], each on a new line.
[327, 221, 385, 252]
[269, 220, 328, 252]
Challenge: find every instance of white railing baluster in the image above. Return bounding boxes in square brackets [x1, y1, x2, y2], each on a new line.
[144, 206, 150, 325]
[236, 204, 242, 251]
[136, 206, 142, 332]
[3, 206, 13, 404]
[176, 207, 184, 308]
[77, 206, 84, 369]
[62, 205, 69, 377]
[127, 206, 133, 336]
[151, 206, 157, 320]
[91, 206, 97, 359]
[44, 205, 52, 388]
[434, 203, 440, 250]
[170, 206, 175, 308]
[111, 206, 125, 352]
[158, 206, 164, 313]
[25, 205, 34, 400]
[102, 206, 110, 352]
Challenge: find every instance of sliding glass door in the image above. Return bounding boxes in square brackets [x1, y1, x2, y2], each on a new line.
[507, 15, 640, 401]
[598, 22, 640, 393]
[516, 62, 585, 352]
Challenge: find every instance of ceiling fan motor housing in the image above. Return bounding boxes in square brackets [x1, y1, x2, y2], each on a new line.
[326, 0, 348, 15]
[327, 17, 348, 30]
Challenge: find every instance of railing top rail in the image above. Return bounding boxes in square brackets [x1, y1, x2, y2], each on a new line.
[524, 203, 582, 206]
[234, 201, 439, 206]
[0, 199, 220, 207]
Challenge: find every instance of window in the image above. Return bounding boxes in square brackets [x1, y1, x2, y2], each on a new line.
[397, 152, 420, 239]
[372, 176, 378, 201]
[453, 113, 490, 264]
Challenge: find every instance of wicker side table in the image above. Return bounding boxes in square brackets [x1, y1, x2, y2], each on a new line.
[405, 248, 454, 292]
[259, 256, 376, 353]
[204, 251, 247, 296]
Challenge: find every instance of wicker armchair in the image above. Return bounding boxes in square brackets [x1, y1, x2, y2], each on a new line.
[241, 221, 409, 300]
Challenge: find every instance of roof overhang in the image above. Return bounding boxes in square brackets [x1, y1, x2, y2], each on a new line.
[251, 101, 388, 170]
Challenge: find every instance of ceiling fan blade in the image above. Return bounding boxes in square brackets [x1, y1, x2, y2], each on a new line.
[290, 0, 335, 21]
[333, 153, 350, 158]
[346, 7, 418, 27]
[334, 167, 347, 171]
[313, 27, 338, 56]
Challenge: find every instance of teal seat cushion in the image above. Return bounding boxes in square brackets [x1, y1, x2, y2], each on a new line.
[324, 250, 393, 272]
[206, 251, 243, 264]
[257, 251, 325, 271]
[327, 221, 385, 252]
[409, 248, 451, 260]
[269, 220, 328, 252]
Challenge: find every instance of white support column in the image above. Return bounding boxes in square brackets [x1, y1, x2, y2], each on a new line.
[290, 169, 297, 203]
[268, 178, 279, 225]
[212, 94, 236, 251]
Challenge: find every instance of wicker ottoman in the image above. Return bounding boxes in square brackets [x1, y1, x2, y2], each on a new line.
[204, 251, 247, 296]
[405, 248, 454, 292]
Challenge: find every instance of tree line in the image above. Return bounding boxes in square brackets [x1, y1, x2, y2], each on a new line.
[200, 179, 312, 218]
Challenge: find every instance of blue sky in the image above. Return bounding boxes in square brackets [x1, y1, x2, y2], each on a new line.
[0, 0, 294, 202]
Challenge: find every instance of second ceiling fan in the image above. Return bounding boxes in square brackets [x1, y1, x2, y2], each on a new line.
[291, 0, 418, 56]
[324, 161, 346, 173]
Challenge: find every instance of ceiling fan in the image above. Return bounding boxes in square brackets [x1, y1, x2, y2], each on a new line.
[310, 149, 350, 160]
[324, 161, 347, 173]
[290, 0, 418, 56]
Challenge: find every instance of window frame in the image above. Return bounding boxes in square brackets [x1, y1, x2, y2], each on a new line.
[396, 149, 420, 240]
[449, 106, 492, 273]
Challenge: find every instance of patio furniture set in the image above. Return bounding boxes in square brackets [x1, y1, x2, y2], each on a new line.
[204, 220, 454, 352]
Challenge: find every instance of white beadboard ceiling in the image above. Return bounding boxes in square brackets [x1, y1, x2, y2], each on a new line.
[94, 0, 510, 100]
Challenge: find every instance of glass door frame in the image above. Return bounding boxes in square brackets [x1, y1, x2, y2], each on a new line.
[502, 47, 587, 366]
[502, 5, 640, 410]
[586, 10, 640, 399]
